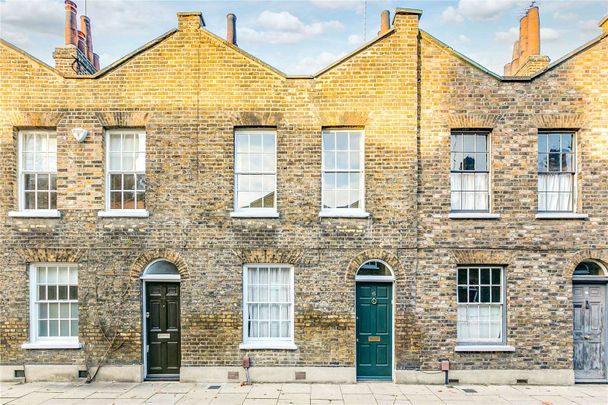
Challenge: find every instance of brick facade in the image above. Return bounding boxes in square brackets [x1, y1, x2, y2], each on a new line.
[0, 7, 607, 384]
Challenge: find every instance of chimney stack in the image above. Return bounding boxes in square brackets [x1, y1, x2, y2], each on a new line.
[93, 53, 100, 70]
[64, 0, 77, 46]
[379, 10, 391, 35]
[527, 6, 540, 56]
[504, 5, 547, 76]
[77, 31, 86, 55]
[227, 13, 237, 45]
[80, 15, 94, 63]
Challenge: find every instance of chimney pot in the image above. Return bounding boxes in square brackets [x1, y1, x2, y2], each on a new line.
[527, 6, 540, 56]
[227, 13, 237, 45]
[93, 53, 100, 70]
[519, 14, 529, 62]
[77, 31, 86, 54]
[80, 15, 94, 63]
[64, 0, 77, 46]
[379, 10, 390, 35]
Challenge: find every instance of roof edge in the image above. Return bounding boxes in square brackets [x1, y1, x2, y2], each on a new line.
[311, 28, 396, 78]
[0, 38, 60, 77]
[84, 29, 178, 79]
[420, 30, 503, 81]
[198, 27, 287, 78]
[529, 31, 608, 79]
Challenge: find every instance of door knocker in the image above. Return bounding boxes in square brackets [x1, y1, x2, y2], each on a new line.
[371, 297, 377, 305]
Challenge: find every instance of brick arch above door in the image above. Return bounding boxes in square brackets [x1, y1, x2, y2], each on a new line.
[130, 248, 188, 280]
[346, 249, 401, 281]
[566, 249, 608, 278]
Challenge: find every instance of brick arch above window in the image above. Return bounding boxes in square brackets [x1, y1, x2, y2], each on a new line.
[16, 248, 85, 263]
[446, 113, 502, 129]
[234, 248, 305, 266]
[450, 250, 513, 266]
[94, 111, 153, 128]
[8, 111, 65, 127]
[346, 249, 401, 281]
[566, 250, 608, 278]
[130, 248, 188, 280]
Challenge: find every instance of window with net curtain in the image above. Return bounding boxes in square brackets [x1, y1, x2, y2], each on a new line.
[31, 264, 78, 343]
[244, 265, 293, 342]
[107, 130, 146, 210]
[538, 132, 575, 212]
[451, 131, 489, 212]
[20, 131, 57, 211]
[234, 130, 276, 211]
[322, 129, 364, 211]
[457, 266, 504, 343]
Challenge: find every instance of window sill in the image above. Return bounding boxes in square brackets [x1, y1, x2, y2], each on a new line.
[318, 210, 370, 218]
[535, 213, 588, 220]
[230, 210, 280, 218]
[449, 213, 500, 220]
[98, 210, 150, 218]
[22, 341, 82, 350]
[8, 210, 61, 218]
[239, 342, 298, 350]
[455, 345, 515, 352]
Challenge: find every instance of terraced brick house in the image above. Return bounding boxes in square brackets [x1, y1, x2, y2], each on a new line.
[1, 2, 607, 384]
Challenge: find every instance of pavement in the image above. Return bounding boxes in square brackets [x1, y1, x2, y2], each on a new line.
[0, 381, 606, 405]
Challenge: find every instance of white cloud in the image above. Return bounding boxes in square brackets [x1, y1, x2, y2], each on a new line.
[458, 34, 471, 43]
[240, 11, 343, 45]
[291, 51, 344, 74]
[553, 11, 578, 21]
[347, 34, 363, 45]
[0, 0, 64, 38]
[309, 0, 365, 14]
[495, 26, 519, 43]
[441, 6, 464, 23]
[579, 19, 600, 34]
[441, 0, 529, 23]
[540, 27, 561, 42]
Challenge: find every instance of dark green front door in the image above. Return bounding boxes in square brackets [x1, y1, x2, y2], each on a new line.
[356, 282, 392, 380]
[146, 282, 180, 378]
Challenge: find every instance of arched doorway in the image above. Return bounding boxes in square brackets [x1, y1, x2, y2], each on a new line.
[572, 260, 607, 382]
[141, 260, 181, 381]
[355, 260, 394, 381]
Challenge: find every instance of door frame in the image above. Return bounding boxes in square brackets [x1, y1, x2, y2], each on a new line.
[354, 260, 396, 382]
[141, 260, 181, 381]
[572, 276, 608, 383]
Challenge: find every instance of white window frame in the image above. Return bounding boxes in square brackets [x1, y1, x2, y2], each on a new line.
[537, 131, 577, 214]
[456, 266, 506, 345]
[320, 129, 368, 218]
[450, 130, 491, 213]
[22, 263, 81, 349]
[10, 130, 60, 218]
[240, 264, 297, 350]
[231, 129, 279, 218]
[99, 129, 148, 218]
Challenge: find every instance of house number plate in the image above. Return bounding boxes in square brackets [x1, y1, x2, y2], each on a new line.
[368, 336, 381, 342]
[157, 333, 170, 339]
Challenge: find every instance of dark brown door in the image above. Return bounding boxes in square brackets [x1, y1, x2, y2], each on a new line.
[146, 282, 180, 378]
[573, 284, 606, 381]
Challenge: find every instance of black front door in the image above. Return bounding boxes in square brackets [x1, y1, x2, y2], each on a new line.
[146, 282, 180, 378]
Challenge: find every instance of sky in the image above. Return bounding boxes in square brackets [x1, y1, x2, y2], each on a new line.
[0, 0, 607, 76]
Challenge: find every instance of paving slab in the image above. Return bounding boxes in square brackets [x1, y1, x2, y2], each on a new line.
[209, 393, 248, 405]
[277, 392, 311, 404]
[6, 392, 58, 405]
[145, 393, 185, 404]
[220, 383, 252, 394]
[311, 384, 342, 400]
[280, 384, 311, 394]
[339, 384, 371, 394]
[247, 384, 282, 399]
[341, 393, 376, 404]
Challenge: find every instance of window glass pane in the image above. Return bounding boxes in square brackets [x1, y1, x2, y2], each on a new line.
[476, 135, 487, 152]
[25, 192, 35, 209]
[324, 152, 335, 170]
[548, 134, 560, 153]
[123, 134, 135, 152]
[475, 153, 487, 171]
[336, 151, 349, 170]
[263, 133, 275, 153]
[457, 268, 467, 284]
[561, 134, 572, 153]
[39, 320, 48, 337]
[336, 133, 348, 150]
[457, 286, 467, 303]
[548, 153, 560, 171]
[538, 154, 548, 172]
[463, 135, 475, 152]
[109, 153, 121, 171]
[451, 134, 462, 152]
[109, 134, 122, 152]
[480, 268, 490, 284]
[236, 134, 248, 153]
[123, 174, 135, 191]
[538, 134, 547, 153]
[462, 153, 475, 171]
[250, 134, 262, 153]
[110, 192, 122, 209]
[349, 133, 361, 150]
[323, 132, 335, 150]
[491, 286, 501, 303]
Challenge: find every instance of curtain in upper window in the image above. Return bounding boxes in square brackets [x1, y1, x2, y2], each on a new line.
[538, 132, 575, 212]
[20, 131, 57, 210]
[450, 131, 489, 212]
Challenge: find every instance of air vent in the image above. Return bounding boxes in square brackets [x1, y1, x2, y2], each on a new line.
[448, 378, 459, 383]
[227, 371, 239, 380]
[295, 371, 306, 380]
[462, 388, 477, 393]
[516, 379, 528, 384]
[208, 385, 222, 390]
[78, 370, 88, 378]
[14, 369, 25, 378]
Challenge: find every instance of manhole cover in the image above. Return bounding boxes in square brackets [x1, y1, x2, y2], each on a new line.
[463, 389, 477, 393]
[208, 385, 222, 390]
